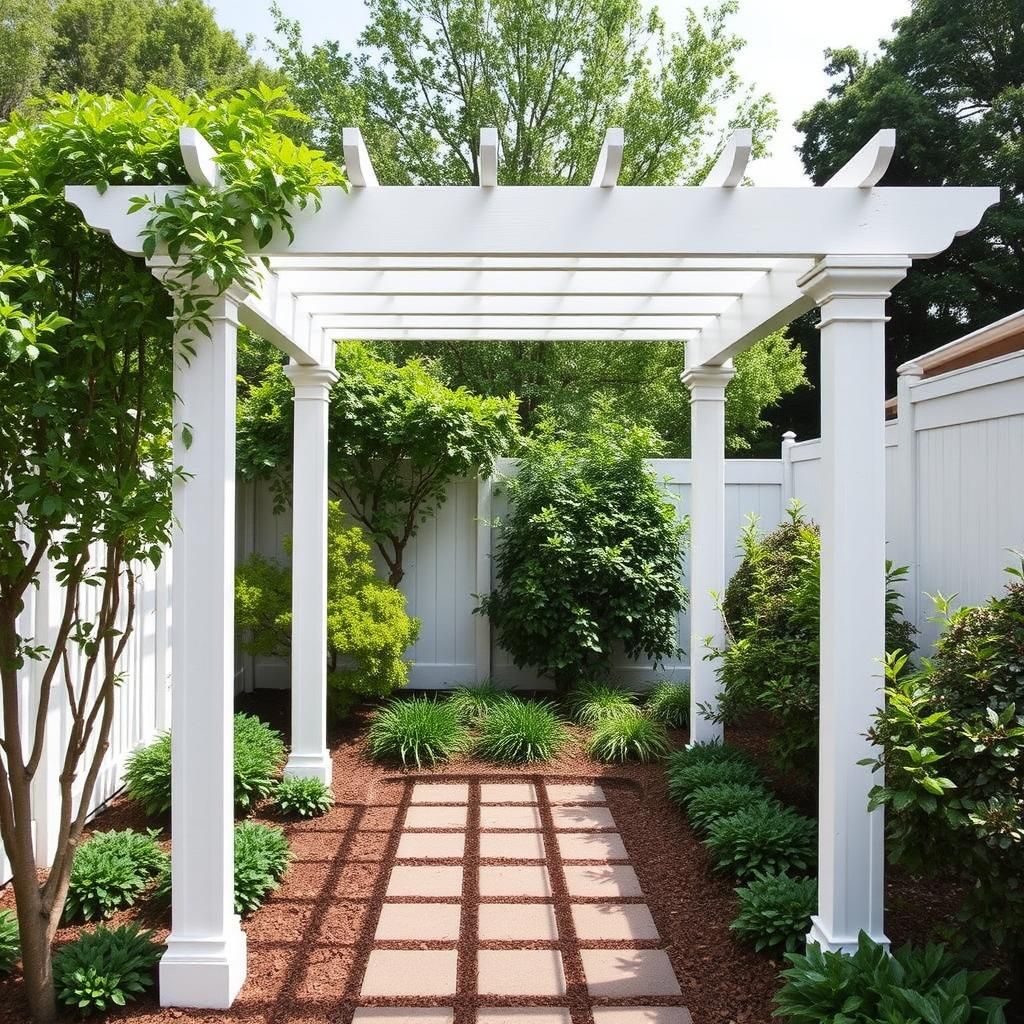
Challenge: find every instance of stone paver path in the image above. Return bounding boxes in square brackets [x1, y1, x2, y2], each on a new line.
[352, 779, 692, 1024]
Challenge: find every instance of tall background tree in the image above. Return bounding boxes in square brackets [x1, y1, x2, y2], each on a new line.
[270, 0, 807, 456]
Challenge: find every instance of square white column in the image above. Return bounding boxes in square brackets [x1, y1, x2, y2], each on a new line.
[799, 255, 910, 953]
[283, 360, 338, 785]
[681, 361, 735, 745]
[159, 287, 247, 1008]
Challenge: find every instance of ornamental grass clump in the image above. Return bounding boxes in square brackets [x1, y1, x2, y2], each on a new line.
[588, 713, 670, 763]
[705, 803, 816, 880]
[63, 830, 169, 923]
[446, 683, 508, 726]
[476, 696, 567, 763]
[773, 932, 1008, 1024]
[644, 680, 691, 728]
[367, 697, 469, 768]
[53, 924, 162, 1017]
[684, 782, 778, 836]
[566, 681, 639, 726]
[665, 754, 762, 807]
[730, 871, 816, 952]
[0, 910, 18, 976]
[275, 776, 333, 818]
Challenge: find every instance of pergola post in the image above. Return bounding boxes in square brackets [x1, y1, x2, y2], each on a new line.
[159, 287, 247, 1008]
[283, 358, 338, 784]
[798, 255, 910, 953]
[681, 362, 735, 744]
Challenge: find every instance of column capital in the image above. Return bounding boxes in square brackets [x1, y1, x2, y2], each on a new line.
[283, 362, 338, 400]
[681, 361, 735, 399]
[798, 256, 911, 318]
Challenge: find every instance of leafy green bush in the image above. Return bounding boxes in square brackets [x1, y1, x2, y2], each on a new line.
[588, 713, 670, 763]
[664, 740, 755, 772]
[233, 822, 292, 916]
[714, 505, 915, 768]
[64, 829, 169, 923]
[53, 924, 162, 1016]
[665, 755, 762, 806]
[123, 712, 285, 816]
[867, 572, 1024, 970]
[446, 682, 508, 726]
[730, 872, 816, 952]
[684, 782, 777, 836]
[237, 503, 421, 720]
[644, 680, 691, 728]
[480, 414, 686, 691]
[275, 776, 334, 818]
[367, 697, 469, 768]
[476, 696, 567, 763]
[705, 804, 816, 880]
[0, 909, 18, 976]
[774, 932, 1007, 1023]
[566, 681, 639, 725]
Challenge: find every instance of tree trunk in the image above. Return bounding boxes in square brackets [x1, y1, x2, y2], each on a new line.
[16, 888, 58, 1024]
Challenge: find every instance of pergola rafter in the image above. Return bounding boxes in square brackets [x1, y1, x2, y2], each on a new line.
[63, 124, 998, 1011]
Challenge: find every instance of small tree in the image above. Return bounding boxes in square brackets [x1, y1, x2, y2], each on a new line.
[237, 340, 520, 585]
[236, 503, 420, 718]
[480, 411, 687, 691]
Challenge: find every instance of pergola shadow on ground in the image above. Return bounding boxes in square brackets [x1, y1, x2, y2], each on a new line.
[67, 125, 997, 1009]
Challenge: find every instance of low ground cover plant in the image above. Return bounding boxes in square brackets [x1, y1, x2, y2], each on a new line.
[275, 776, 334, 818]
[774, 932, 1007, 1023]
[566, 681, 639, 726]
[367, 697, 469, 768]
[588, 713, 670, 763]
[123, 712, 284, 816]
[52, 924, 162, 1017]
[446, 683, 507, 726]
[706, 803, 816, 880]
[665, 754, 762, 806]
[730, 871, 816, 952]
[476, 695, 567, 763]
[645, 680, 691, 728]
[684, 782, 778, 836]
[232, 822, 292, 915]
[64, 829, 169, 923]
[0, 909, 18, 976]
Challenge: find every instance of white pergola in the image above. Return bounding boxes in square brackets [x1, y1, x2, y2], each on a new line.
[67, 125, 997, 1009]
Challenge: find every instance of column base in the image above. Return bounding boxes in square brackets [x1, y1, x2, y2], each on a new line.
[160, 925, 247, 1008]
[284, 750, 333, 785]
[806, 915, 889, 954]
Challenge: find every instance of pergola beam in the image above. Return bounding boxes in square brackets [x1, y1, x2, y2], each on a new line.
[295, 294, 730, 316]
[826, 129, 896, 188]
[702, 128, 752, 188]
[591, 127, 624, 187]
[479, 127, 498, 187]
[342, 127, 378, 188]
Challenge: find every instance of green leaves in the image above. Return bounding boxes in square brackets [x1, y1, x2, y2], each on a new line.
[588, 712, 671, 764]
[231, 822, 291, 915]
[0, 910, 19, 977]
[275, 776, 334, 819]
[731, 872, 816, 953]
[475, 695, 567, 764]
[366, 697, 471, 768]
[705, 803, 817, 881]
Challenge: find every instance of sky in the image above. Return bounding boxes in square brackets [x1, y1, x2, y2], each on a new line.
[210, 0, 912, 185]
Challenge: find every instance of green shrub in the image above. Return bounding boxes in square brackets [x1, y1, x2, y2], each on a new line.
[233, 822, 292, 915]
[730, 871, 816, 952]
[867, 573, 1024, 968]
[705, 803, 816, 880]
[0, 909, 18, 976]
[64, 829, 169, 923]
[123, 712, 285, 816]
[275, 776, 333, 818]
[236, 502, 421, 721]
[774, 932, 1007, 1024]
[446, 682, 508, 726]
[53, 924, 162, 1016]
[644, 680, 691, 728]
[480, 414, 687, 691]
[589, 713, 670, 763]
[684, 782, 777, 836]
[664, 740, 755, 772]
[566, 681, 639, 726]
[665, 755, 762, 806]
[366, 697, 469, 768]
[476, 696, 567, 763]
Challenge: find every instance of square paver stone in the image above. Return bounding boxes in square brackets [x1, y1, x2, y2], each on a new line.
[564, 864, 643, 898]
[479, 901, 558, 940]
[592, 1010, 693, 1024]
[550, 805, 616, 831]
[479, 864, 552, 897]
[572, 903, 659, 941]
[557, 831, 628, 861]
[480, 805, 543, 830]
[546, 783, 606, 803]
[360, 949, 458, 997]
[353, 1011, 454, 1023]
[410, 783, 469, 804]
[581, 949, 681, 997]
[478, 949, 566, 996]
[396, 831, 466, 860]
[386, 865, 463, 898]
[480, 782, 537, 804]
[479, 831, 546, 860]
[405, 805, 468, 829]
[477, 1012, 572, 1024]
[375, 902, 462, 941]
